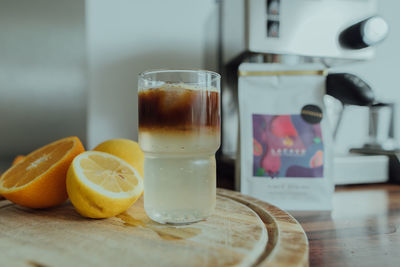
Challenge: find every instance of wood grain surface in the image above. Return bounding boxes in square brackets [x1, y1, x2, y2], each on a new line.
[0, 190, 308, 267]
[218, 189, 309, 267]
[292, 184, 400, 267]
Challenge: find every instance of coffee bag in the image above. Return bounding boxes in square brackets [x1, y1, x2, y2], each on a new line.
[238, 63, 333, 210]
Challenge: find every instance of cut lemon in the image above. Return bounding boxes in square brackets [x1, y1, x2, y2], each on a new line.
[93, 139, 144, 177]
[0, 137, 85, 208]
[66, 151, 143, 219]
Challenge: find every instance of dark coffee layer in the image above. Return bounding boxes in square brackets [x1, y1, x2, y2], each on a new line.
[139, 87, 220, 131]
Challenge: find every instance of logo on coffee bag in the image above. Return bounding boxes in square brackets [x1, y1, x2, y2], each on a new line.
[301, 105, 323, 124]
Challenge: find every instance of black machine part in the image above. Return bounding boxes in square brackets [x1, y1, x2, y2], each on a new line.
[327, 73, 400, 184]
[326, 73, 375, 106]
[326, 73, 375, 139]
[339, 16, 389, 49]
[350, 102, 400, 184]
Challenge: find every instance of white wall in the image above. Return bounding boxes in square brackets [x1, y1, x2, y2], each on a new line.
[0, 0, 86, 166]
[334, 0, 400, 153]
[86, 0, 218, 148]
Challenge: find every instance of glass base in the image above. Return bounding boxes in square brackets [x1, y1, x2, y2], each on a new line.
[145, 208, 212, 225]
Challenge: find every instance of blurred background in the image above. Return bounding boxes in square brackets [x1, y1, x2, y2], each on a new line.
[1, 0, 399, 187]
[0, 0, 218, 171]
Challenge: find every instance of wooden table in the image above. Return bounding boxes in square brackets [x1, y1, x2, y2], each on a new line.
[2, 183, 399, 266]
[291, 184, 400, 267]
[0, 190, 308, 267]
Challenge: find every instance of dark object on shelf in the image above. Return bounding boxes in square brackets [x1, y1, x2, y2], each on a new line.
[216, 155, 235, 190]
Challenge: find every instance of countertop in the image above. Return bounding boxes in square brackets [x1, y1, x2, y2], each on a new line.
[291, 184, 400, 267]
[1, 175, 399, 266]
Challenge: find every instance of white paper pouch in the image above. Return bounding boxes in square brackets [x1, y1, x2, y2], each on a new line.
[238, 63, 333, 210]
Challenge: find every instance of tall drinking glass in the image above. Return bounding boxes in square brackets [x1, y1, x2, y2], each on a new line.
[138, 70, 221, 224]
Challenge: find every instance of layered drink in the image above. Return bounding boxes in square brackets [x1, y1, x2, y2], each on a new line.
[138, 70, 220, 224]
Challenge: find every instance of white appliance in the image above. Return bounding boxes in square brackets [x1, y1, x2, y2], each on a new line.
[222, 0, 378, 65]
[220, 0, 389, 187]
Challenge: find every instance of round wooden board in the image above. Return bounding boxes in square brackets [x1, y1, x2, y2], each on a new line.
[0, 189, 308, 267]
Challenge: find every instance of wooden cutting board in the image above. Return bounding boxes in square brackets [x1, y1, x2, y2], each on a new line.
[0, 189, 308, 267]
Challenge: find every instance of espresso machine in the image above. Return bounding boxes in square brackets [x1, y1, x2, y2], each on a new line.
[219, 0, 391, 189]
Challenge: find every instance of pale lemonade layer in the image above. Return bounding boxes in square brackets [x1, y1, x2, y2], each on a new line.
[139, 130, 219, 224]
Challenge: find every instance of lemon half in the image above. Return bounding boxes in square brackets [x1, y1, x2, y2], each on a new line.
[93, 139, 144, 177]
[66, 151, 143, 218]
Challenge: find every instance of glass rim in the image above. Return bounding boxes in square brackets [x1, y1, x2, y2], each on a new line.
[138, 69, 221, 82]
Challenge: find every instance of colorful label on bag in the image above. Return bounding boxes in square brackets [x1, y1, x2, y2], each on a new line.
[252, 114, 324, 178]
